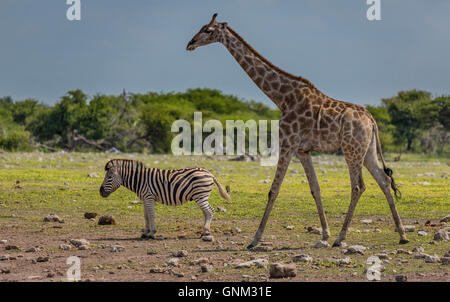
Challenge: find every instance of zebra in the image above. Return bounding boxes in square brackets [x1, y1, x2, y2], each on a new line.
[99, 159, 231, 239]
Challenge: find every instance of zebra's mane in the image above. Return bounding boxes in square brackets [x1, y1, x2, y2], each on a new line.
[105, 159, 147, 171]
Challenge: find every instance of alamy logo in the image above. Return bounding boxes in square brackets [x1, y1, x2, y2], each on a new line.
[66, 256, 81, 281]
[66, 0, 81, 21]
[366, 0, 381, 21]
[171, 112, 279, 166]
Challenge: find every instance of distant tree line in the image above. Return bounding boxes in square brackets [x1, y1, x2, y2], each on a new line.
[0, 88, 448, 155]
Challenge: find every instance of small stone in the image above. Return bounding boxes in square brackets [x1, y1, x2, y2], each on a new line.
[285, 225, 295, 230]
[110, 245, 125, 252]
[433, 229, 449, 242]
[150, 267, 166, 273]
[235, 259, 268, 269]
[404, 225, 416, 232]
[345, 245, 366, 255]
[413, 253, 429, 259]
[200, 264, 213, 272]
[440, 215, 450, 223]
[201, 235, 214, 242]
[36, 256, 49, 263]
[441, 257, 450, 265]
[172, 250, 188, 257]
[396, 249, 412, 255]
[306, 226, 322, 235]
[84, 212, 97, 219]
[0, 255, 10, 261]
[0, 240, 7, 244]
[412, 246, 424, 253]
[43, 213, 64, 223]
[130, 200, 139, 205]
[314, 240, 329, 248]
[377, 253, 389, 260]
[361, 219, 373, 224]
[172, 271, 184, 277]
[59, 244, 71, 251]
[147, 250, 157, 255]
[269, 263, 296, 278]
[424, 255, 440, 263]
[418, 231, 428, 236]
[25, 247, 37, 253]
[232, 227, 241, 234]
[166, 258, 180, 267]
[69, 238, 90, 249]
[1, 268, 10, 274]
[88, 172, 99, 178]
[47, 272, 56, 278]
[395, 275, 408, 282]
[292, 254, 313, 263]
[335, 257, 351, 265]
[98, 215, 116, 225]
[5, 245, 19, 251]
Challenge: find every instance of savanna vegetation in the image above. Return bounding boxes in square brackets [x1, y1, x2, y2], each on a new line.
[1, 89, 448, 156]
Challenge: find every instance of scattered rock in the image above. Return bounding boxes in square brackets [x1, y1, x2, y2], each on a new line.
[166, 258, 180, 267]
[423, 172, 436, 177]
[259, 179, 271, 184]
[440, 215, 450, 223]
[172, 250, 188, 257]
[0, 255, 10, 261]
[235, 259, 268, 269]
[232, 227, 241, 234]
[418, 231, 428, 236]
[334, 257, 351, 265]
[25, 247, 38, 253]
[377, 253, 389, 260]
[305, 226, 322, 235]
[110, 245, 125, 252]
[269, 263, 296, 278]
[361, 219, 373, 224]
[292, 254, 313, 263]
[395, 275, 408, 282]
[98, 215, 116, 225]
[0, 240, 7, 244]
[59, 244, 71, 251]
[84, 212, 97, 219]
[404, 225, 416, 232]
[314, 240, 329, 248]
[433, 229, 449, 242]
[201, 235, 214, 242]
[1, 268, 10, 274]
[285, 225, 295, 230]
[149, 267, 166, 273]
[424, 255, 440, 263]
[43, 213, 64, 223]
[147, 250, 157, 255]
[200, 264, 213, 272]
[69, 238, 90, 250]
[36, 256, 49, 263]
[412, 246, 424, 253]
[88, 172, 99, 178]
[414, 253, 429, 259]
[441, 257, 450, 265]
[344, 245, 366, 255]
[5, 245, 19, 251]
[396, 249, 412, 255]
[190, 258, 209, 265]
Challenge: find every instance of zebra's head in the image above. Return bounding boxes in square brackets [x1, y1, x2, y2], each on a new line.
[100, 160, 122, 198]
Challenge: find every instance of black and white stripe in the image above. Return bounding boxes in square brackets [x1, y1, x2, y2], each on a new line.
[100, 159, 230, 238]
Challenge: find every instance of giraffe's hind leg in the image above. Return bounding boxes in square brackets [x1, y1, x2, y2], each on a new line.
[194, 194, 215, 236]
[363, 136, 409, 244]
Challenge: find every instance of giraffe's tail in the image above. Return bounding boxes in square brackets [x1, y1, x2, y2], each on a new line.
[373, 123, 402, 199]
[212, 176, 231, 202]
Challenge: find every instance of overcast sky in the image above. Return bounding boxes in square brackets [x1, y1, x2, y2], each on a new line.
[1, 0, 449, 107]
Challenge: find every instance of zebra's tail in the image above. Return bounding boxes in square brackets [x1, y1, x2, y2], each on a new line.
[212, 176, 231, 202]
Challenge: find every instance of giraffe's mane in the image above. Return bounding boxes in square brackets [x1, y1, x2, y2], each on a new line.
[227, 26, 318, 91]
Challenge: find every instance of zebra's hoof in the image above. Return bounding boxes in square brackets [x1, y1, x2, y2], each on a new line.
[399, 239, 409, 245]
[332, 241, 342, 247]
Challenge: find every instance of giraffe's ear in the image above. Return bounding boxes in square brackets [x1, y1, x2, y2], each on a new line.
[221, 22, 228, 30]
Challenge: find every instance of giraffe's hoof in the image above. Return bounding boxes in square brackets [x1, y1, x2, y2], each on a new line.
[141, 233, 155, 240]
[246, 243, 256, 250]
[399, 239, 409, 245]
[332, 241, 343, 247]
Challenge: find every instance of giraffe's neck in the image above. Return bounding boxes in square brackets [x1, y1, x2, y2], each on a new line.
[221, 27, 316, 112]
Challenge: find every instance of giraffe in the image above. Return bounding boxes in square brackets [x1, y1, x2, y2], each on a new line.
[186, 14, 409, 248]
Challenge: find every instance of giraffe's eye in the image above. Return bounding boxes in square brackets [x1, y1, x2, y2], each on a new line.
[204, 29, 212, 34]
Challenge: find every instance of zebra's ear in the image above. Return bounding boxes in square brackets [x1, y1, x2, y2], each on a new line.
[105, 161, 113, 171]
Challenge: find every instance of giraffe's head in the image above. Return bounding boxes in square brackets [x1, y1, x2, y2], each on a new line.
[186, 13, 228, 51]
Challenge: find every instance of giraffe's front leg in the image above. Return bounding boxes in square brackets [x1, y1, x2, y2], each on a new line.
[141, 198, 156, 240]
[247, 146, 294, 249]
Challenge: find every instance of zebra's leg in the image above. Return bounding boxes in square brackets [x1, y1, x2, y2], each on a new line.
[142, 198, 156, 240]
[195, 196, 215, 236]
